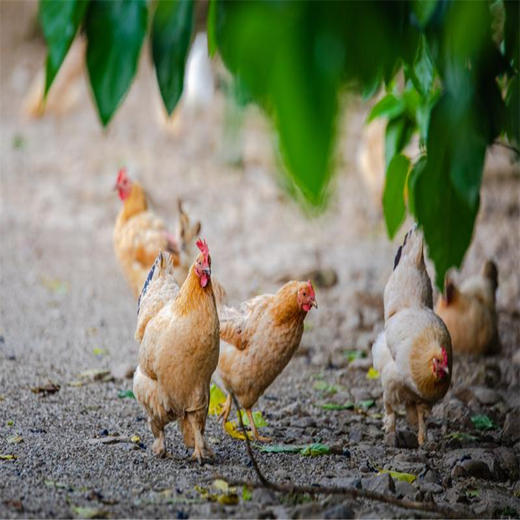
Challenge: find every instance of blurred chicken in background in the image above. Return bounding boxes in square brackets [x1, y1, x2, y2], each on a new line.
[435, 260, 500, 356]
[22, 36, 85, 118]
[113, 168, 201, 297]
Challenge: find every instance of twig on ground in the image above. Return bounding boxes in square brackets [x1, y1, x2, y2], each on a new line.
[223, 392, 469, 519]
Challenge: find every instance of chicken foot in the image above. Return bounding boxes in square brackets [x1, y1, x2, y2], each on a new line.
[187, 413, 213, 463]
[149, 417, 166, 457]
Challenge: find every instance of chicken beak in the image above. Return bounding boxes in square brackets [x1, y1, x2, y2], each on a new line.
[202, 267, 211, 277]
[311, 299, 318, 309]
[441, 366, 450, 376]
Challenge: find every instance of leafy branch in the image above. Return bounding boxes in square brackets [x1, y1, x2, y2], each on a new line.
[219, 393, 469, 519]
[39, 0, 518, 287]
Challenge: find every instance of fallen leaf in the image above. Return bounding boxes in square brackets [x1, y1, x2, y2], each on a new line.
[357, 400, 375, 410]
[0, 395, 4, 401]
[7, 420, 13, 426]
[0, 454, 17, 460]
[239, 410, 268, 427]
[471, 414, 495, 430]
[366, 367, 380, 379]
[117, 390, 135, 399]
[194, 481, 239, 506]
[44, 479, 69, 489]
[260, 444, 302, 454]
[78, 369, 112, 381]
[31, 382, 60, 395]
[320, 402, 354, 411]
[260, 443, 331, 456]
[446, 432, 478, 442]
[299, 443, 330, 456]
[378, 468, 416, 483]
[242, 486, 252, 502]
[466, 489, 480, 498]
[7, 435, 23, 444]
[224, 421, 252, 441]
[208, 383, 227, 416]
[3, 499, 23, 512]
[313, 381, 338, 395]
[130, 435, 141, 443]
[344, 350, 366, 363]
[41, 276, 68, 295]
[92, 348, 107, 356]
[72, 506, 109, 519]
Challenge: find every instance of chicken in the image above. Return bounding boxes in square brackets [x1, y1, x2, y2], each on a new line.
[372, 228, 452, 446]
[113, 168, 201, 297]
[435, 260, 499, 355]
[23, 37, 85, 118]
[133, 239, 220, 461]
[215, 280, 317, 441]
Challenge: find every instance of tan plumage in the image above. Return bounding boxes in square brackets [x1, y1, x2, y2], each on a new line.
[133, 245, 219, 461]
[372, 228, 452, 446]
[113, 171, 201, 297]
[435, 260, 499, 355]
[215, 281, 317, 441]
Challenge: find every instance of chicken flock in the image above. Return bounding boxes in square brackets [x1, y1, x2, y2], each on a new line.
[113, 170, 500, 461]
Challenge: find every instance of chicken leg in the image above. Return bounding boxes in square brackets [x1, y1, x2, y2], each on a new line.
[417, 405, 426, 446]
[219, 394, 232, 425]
[246, 408, 271, 442]
[149, 417, 166, 457]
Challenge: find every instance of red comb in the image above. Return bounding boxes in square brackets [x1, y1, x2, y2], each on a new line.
[196, 238, 209, 258]
[442, 347, 448, 366]
[117, 167, 128, 183]
[307, 280, 315, 299]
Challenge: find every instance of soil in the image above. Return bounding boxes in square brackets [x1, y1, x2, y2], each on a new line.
[1, 2, 519, 518]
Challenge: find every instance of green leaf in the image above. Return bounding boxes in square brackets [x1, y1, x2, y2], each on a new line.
[414, 94, 486, 289]
[260, 443, 330, 456]
[406, 156, 426, 217]
[471, 414, 496, 430]
[358, 400, 375, 410]
[242, 485, 252, 502]
[260, 444, 302, 454]
[239, 410, 267, 428]
[378, 468, 417, 483]
[39, 0, 88, 97]
[300, 443, 330, 456]
[152, 0, 194, 115]
[505, 76, 519, 144]
[0, 454, 17, 461]
[207, 0, 217, 57]
[367, 94, 405, 123]
[343, 349, 366, 363]
[383, 154, 410, 238]
[313, 381, 337, 395]
[446, 431, 478, 442]
[412, 0, 438, 28]
[85, 0, 147, 126]
[466, 489, 480, 498]
[413, 35, 434, 97]
[320, 402, 354, 411]
[385, 116, 415, 167]
[117, 390, 135, 399]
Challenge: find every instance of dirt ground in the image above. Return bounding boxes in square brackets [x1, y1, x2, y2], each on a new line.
[1, 2, 520, 518]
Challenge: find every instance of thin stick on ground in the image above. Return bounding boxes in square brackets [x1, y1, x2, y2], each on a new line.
[223, 392, 470, 519]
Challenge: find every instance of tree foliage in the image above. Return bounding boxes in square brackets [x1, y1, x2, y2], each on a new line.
[39, 0, 518, 287]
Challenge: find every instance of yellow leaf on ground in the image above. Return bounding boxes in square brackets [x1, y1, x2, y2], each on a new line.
[224, 421, 252, 441]
[208, 383, 227, 416]
[378, 468, 416, 483]
[366, 367, 380, 379]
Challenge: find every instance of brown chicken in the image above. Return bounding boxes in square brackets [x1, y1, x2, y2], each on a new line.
[113, 168, 201, 297]
[435, 260, 499, 355]
[372, 228, 452, 446]
[133, 240, 219, 461]
[215, 280, 317, 441]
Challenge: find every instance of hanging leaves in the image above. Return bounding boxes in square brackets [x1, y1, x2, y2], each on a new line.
[39, 0, 88, 97]
[85, 0, 148, 125]
[152, 0, 194, 115]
